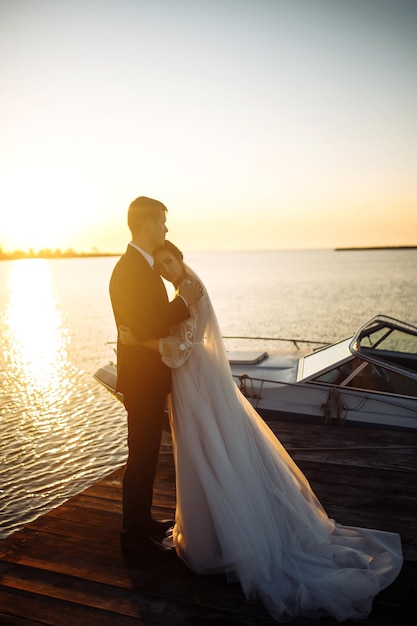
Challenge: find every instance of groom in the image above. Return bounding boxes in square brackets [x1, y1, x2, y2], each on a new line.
[110, 196, 201, 557]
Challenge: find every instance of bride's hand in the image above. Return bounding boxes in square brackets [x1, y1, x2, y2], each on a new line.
[179, 278, 203, 306]
[119, 325, 139, 346]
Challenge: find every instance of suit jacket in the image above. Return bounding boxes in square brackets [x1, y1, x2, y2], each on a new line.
[109, 245, 189, 399]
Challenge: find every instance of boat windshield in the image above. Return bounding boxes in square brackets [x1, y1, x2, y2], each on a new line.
[350, 315, 417, 378]
[300, 315, 417, 396]
[310, 357, 417, 397]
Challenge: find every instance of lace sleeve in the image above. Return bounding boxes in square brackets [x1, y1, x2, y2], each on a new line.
[159, 305, 198, 368]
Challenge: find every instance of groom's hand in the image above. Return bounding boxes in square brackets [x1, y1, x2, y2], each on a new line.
[179, 279, 203, 306]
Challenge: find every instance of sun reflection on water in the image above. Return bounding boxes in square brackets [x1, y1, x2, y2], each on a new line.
[4, 259, 69, 394]
[0, 258, 128, 538]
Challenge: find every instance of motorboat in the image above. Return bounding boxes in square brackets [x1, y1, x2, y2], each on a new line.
[94, 315, 417, 431]
[230, 315, 417, 431]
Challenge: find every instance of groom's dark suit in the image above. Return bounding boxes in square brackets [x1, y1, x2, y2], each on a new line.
[110, 244, 189, 537]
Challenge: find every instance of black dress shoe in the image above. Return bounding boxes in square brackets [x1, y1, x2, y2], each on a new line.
[120, 534, 174, 558]
[149, 519, 174, 542]
[150, 519, 174, 533]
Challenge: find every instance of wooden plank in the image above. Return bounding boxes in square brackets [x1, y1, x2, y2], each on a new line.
[0, 587, 143, 626]
[0, 552, 277, 625]
[2, 529, 122, 569]
[0, 564, 143, 617]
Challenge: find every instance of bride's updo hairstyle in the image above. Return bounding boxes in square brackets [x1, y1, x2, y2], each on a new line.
[155, 240, 184, 261]
[154, 240, 188, 286]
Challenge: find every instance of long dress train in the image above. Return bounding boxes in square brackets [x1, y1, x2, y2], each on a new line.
[159, 266, 403, 622]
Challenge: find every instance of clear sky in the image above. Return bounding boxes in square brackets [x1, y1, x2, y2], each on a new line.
[1, 0, 416, 253]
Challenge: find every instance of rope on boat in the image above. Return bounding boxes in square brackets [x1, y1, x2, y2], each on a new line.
[237, 374, 264, 409]
[321, 388, 347, 426]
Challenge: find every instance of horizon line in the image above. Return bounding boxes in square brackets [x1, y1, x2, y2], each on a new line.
[1, 245, 417, 261]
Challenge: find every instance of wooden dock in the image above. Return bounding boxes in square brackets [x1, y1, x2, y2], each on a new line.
[1, 422, 416, 625]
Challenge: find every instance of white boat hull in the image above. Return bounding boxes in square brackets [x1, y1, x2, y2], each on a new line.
[94, 359, 417, 432]
[233, 376, 417, 431]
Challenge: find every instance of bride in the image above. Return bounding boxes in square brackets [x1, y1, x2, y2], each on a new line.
[120, 240, 403, 622]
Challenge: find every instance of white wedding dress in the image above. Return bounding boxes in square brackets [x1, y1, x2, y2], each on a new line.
[159, 267, 403, 622]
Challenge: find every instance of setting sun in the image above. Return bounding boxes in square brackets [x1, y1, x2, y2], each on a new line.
[2, 165, 96, 252]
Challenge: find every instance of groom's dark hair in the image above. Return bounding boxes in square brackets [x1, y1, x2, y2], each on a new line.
[127, 196, 167, 233]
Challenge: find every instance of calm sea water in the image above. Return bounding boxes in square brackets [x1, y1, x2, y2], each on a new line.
[1, 249, 416, 538]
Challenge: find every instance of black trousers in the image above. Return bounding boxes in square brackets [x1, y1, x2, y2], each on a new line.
[122, 389, 167, 536]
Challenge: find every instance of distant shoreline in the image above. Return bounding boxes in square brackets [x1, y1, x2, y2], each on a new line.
[0, 251, 121, 261]
[335, 246, 417, 251]
[1, 246, 416, 261]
